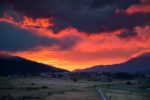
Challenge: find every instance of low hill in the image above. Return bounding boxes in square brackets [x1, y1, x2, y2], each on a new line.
[73, 52, 150, 73]
[0, 55, 68, 76]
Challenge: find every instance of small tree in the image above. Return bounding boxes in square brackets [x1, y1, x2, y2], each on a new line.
[126, 81, 132, 85]
[72, 78, 77, 82]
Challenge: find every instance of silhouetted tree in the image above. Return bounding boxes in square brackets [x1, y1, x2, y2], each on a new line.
[72, 78, 77, 82]
[126, 81, 132, 85]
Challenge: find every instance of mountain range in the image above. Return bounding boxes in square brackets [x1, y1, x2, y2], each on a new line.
[73, 52, 150, 73]
[1, 52, 150, 75]
[0, 54, 67, 76]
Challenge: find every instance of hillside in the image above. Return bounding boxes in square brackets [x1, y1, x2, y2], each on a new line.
[0, 55, 68, 76]
[73, 52, 150, 73]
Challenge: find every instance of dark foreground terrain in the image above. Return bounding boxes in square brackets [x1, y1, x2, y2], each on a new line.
[0, 74, 150, 100]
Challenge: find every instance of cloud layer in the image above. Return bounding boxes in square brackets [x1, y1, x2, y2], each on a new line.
[1, 0, 150, 33]
[0, 0, 150, 70]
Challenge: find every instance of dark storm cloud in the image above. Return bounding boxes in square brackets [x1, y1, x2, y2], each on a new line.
[1, 0, 150, 36]
[117, 30, 137, 38]
[0, 1, 12, 17]
[0, 22, 57, 51]
[90, 0, 140, 9]
[0, 22, 81, 51]
[59, 35, 82, 50]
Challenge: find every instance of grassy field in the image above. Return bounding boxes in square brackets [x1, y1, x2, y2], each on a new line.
[98, 82, 150, 100]
[0, 76, 150, 100]
[0, 77, 101, 100]
[105, 92, 150, 100]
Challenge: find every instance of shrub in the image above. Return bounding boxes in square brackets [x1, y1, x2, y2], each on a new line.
[30, 83, 35, 85]
[35, 96, 42, 99]
[93, 85, 97, 87]
[70, 88, 80, 92]
[41, 86, 49, 89]
[126, 81, 132, 85]
[113, 72, 134, 80]
[0, 95, 15, 100]
[72, 78, 77, 82]
[21, 96, 34, 99]
[139, 84, 150, 89]
[57, 90, 66, 94]
[21, 96, 41, 100]
[138, 81, 141, 84]
[25, 87, 39, 91]
[48, 91, 53, 96]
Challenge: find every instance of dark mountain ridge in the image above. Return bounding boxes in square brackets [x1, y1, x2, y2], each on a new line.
[73, 52, 150, 73]
[0, 55, 68, 76]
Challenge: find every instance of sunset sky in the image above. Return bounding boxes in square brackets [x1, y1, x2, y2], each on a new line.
[0, 0, 150, 71]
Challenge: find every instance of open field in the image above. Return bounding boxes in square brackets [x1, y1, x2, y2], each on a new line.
[98, 82, 150, 100]
[0, 77, 101, 100]
[105, 92, 150, 100]
[0, 76, 150, 100]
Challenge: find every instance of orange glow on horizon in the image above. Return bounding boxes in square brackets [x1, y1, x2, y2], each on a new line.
[9, 49, 128, 71]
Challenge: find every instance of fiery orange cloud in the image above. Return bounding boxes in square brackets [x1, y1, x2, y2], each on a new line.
[0, 13, 55, 37]
[0, 13, 86, 38]
[23, 16, 53, 28]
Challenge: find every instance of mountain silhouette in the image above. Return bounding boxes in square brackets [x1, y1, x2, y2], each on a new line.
[73, 52, 150, 73]
[0, 54, 68, 76]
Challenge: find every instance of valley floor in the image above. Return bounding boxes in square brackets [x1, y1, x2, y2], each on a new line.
[0, 77, 101, 100]
[0, 76, 150, 100]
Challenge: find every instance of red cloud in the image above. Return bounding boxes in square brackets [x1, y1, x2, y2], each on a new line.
[126, 0, 150, 14]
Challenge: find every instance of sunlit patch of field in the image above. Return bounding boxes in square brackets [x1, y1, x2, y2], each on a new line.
[0, 77, 101, 100]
